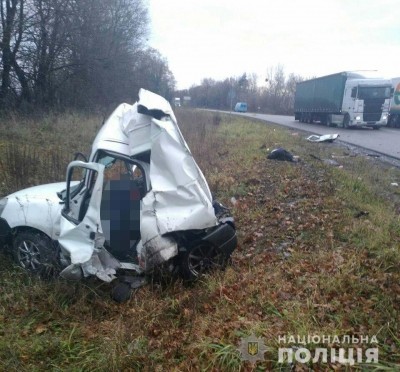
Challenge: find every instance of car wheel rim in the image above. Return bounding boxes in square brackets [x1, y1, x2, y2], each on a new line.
[17, 240, 41, 270]
[188, 245, 224, 276]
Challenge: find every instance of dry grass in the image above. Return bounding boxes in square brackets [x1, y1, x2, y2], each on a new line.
[0, 108, 399, 370]
[0, 112, 101, 196]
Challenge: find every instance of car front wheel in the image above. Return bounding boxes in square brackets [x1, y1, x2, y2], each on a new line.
[178, 242, 230, 281]
[12, 230, 59, 276]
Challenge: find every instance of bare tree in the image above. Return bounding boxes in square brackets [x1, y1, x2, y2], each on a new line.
[0, 0, 30, 106]
[186, 66, 305, 114]
[0, 0, 175, 111]
[133, 48, 175, 101]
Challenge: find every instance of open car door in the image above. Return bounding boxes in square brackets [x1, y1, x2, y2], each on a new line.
[59, 161, 120, 282]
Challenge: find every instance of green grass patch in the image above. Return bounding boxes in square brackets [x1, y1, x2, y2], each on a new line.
[0, 108, 399, 369]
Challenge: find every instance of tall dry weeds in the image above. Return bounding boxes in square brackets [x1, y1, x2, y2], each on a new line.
[0, 112, 101, 196]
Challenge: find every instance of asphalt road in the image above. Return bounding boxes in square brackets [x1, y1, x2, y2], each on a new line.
[235, 112, 400, 160]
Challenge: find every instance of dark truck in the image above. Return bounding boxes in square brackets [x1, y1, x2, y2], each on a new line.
[294, 72, 392, 129]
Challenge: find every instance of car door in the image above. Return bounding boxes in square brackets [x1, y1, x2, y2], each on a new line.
[59, 161, 105, 265]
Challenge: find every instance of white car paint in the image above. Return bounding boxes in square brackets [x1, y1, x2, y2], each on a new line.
[0, 182, 78, 239]
[80, 89, 217, 275]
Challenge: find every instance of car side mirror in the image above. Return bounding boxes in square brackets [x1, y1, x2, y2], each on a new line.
[351, 87, 357, 98]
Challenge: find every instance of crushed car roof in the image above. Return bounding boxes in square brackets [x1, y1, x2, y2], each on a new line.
[60, 89, 218, 274]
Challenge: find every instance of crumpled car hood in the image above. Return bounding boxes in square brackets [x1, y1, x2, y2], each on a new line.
[94, 89, 218, 232]
[61, 89, 218, 273]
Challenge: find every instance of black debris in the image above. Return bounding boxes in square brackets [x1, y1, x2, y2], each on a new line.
[267, 147, 294, 162]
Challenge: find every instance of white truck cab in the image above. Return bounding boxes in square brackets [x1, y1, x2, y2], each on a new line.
[342, 78, 392, 128]
[295, 72, 393, 129]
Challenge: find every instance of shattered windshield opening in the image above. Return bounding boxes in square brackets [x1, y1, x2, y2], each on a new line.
[96, 151, 146, 192]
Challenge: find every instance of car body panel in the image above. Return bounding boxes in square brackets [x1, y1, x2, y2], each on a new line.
[59, 162, 105, 264]
[88, 89, 218, 270]
[0, 182, 78, 239]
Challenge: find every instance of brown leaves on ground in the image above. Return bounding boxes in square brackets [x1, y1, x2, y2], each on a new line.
[1, 112, 399, 370]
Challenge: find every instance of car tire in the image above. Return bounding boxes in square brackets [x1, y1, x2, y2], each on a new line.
[111, 282, 132, 303]
[12, 230, 59, 276]
[178, 242, 230, 281]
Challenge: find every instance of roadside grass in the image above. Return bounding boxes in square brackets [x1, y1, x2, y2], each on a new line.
[0, 112, 101, 196]
[0, 108, 399, 370]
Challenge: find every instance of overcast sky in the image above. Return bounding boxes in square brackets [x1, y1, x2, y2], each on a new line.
[148, 0, 400, 90]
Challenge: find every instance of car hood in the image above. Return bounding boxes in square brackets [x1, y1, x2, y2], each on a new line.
[60, 89, 218, 273]
[90, 89, 177, 159]
[1, 182, 76, 238]
[90, 88, 217, 235]
[7, 181, 78, 202]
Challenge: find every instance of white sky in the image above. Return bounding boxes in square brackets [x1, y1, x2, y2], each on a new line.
[148, 0, 400, 90]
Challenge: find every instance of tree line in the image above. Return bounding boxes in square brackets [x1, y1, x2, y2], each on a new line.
[0, 0, 175, 112]
[176, 66, 305, 115]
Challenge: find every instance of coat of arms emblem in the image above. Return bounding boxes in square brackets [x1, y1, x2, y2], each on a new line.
[238, 334, 267, 364]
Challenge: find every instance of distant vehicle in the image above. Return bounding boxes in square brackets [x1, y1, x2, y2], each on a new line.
[388, 77, 400, 127]
[294, 72, 392, 129]
[234, 102, 247, 112]
[174, 97, 181, 107]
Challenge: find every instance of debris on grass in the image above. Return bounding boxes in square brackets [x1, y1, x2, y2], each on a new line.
[267, 147, 299, 162]
[323, 158, 341, 167]
[354, 210, 370, 218]
[306, 133, 339, 142]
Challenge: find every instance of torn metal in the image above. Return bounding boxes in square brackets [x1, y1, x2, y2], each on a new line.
[306, 134, 340, 143]
[59, 89, 218, 275]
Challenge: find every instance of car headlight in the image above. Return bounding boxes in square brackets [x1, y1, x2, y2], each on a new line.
[356, 116, 361, 121]
[382, 115, 387, 120]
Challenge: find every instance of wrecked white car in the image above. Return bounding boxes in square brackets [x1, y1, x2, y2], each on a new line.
[0, 89, 237, 300]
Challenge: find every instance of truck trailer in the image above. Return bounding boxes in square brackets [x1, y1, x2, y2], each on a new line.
[388, 77, 400, 127]
[294, 72, 392, 129]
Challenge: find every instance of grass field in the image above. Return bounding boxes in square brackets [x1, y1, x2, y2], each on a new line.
[0, 109, 399, 370]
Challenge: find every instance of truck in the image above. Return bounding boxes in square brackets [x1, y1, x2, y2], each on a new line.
[294, 72, 393, 129]
[388, 77, 400, 127]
